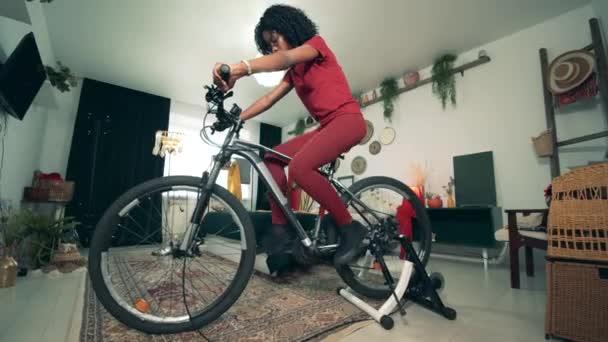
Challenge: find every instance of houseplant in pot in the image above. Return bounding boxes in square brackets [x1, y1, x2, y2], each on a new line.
[8, 209, 79, 270]
[425, 192, 443, 208]
[443, 176, 455, 208]
[431, 54, 458, 109]
[379, 77, 399, 122]
[0, 210, 26, 288]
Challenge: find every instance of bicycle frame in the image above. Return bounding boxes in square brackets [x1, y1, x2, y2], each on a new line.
[179, 121, 384, 253]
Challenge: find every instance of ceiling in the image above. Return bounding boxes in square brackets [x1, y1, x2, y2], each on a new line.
[38, 0, 589, 126]
[0, 0, 30, 25]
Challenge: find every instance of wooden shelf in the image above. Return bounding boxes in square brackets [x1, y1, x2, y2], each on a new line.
[541, 18, 608, 178]
[359, 56, 492, 109]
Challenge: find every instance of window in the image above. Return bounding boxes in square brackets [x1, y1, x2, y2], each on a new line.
[164, 108, 254, 200]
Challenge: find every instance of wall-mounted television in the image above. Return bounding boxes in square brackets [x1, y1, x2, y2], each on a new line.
[0, 32, 46, 120]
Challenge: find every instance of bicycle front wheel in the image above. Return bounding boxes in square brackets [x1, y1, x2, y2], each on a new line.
[88, 176, 256, 334]
[334, 176, 432, 299]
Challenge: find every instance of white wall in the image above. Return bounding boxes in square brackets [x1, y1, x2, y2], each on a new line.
[38, 83, 82, 176]
[0, 15, 82, 205]
[283, 5, 605, 215]
[0, 107, 47, 205]
[0, 16, 42, 205]
[592, 0, 608, 37]
[167, 100, 261, 209]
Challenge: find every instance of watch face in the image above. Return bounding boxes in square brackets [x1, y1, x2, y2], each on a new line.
[369, 141, 381, 155]
[351, 156, 367, 175]
[359, 120, 374, 145]
[380, 127, 396, 145]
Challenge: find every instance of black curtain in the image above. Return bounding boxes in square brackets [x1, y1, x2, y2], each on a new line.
[66, 78, 169, 246]
[255, 123, 282, 210]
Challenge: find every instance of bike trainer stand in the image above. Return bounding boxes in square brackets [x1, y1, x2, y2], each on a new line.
[338, 235, 457, 330]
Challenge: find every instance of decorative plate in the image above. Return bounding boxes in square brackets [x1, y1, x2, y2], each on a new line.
[359, 120, 374, 145]
[380, 127, 396, 145]
[369, 141, 381, 155]
[351, 156, 367, 175]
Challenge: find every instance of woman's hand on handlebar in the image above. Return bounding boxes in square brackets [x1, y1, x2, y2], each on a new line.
[212, 62, 247, 92]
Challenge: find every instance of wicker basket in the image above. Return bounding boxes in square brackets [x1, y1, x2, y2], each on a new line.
[547, 163, 608, 262]
[532, 129, 554, 157]
[48, 181, 74, 202]
[546, 260, 608, 342]
[23, 187, 50, 202]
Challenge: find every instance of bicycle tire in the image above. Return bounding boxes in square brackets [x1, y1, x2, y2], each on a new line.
[334, 176, 432, 299]
[88, 176, 256, 334]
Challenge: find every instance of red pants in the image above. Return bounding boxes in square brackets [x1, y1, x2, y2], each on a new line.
[264, 113, 367, 226]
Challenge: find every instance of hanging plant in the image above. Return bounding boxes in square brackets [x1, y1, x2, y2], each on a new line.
[431, 54, 458, 109]
[379, 78, 399, 122]
[45, 61, 78, 92]
[352, 91, 363, 106]
[287, 118, 306, 136]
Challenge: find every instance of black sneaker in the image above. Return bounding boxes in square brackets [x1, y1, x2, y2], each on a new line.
[333, 220, 367, 266]
[261, 224, 295, 276]
[266, 253, 296, 278]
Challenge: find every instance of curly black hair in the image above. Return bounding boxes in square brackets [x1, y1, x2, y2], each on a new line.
[255, 4, 319, 55]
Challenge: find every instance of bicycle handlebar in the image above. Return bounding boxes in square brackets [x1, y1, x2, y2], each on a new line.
[204, 64, 242, 134]
[219, 64, 231, 83]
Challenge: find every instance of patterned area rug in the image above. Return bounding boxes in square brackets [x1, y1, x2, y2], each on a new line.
[80, 263, 373, 342]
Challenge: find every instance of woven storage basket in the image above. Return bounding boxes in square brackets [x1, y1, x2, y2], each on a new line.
[23, 187, 49, 202]
[546, 260, 608, 342]
[48, 181, 74, 202]
[532, 129, 554, 157]
[547, 163, 608, 262]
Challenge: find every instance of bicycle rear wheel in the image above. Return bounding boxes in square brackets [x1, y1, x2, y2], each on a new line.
[88, 176, 256, 334]
[334, 176, 432, 299]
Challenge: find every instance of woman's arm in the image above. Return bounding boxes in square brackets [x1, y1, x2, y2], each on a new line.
[213, 44, 319, 91]
[239, 78, 293, 121]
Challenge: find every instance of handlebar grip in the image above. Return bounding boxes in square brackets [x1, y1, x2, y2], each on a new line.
[219, 64, 231, 82]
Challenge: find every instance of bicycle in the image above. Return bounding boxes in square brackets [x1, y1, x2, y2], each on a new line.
[88, 65, 433, 334]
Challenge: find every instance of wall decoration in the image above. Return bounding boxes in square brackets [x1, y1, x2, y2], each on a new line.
[379, 78, 399, 122]
[359, 120, 374, 145]
[369, 141, 381, 155]
[431, 54, 458, 109]
[443, 176, 455, 208]
[403, 71, 420, 87]
[380, 127, 396, 145]
[351, 156, 367, 175]
[358, 55, 490, 110]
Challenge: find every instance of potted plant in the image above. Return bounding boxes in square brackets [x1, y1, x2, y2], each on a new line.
[431, 54, 458, 109]
[7, 209, 79, 269]
[0, 210, 26, 288]
[45, 61, 78, 93]
[425, 192, 443, 208]
[443, 176, 455, 208]
[379, 77, 399, 122]
[288, 118, 306, 136]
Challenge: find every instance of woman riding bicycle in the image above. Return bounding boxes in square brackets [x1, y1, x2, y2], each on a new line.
[212, 4, 367, 276]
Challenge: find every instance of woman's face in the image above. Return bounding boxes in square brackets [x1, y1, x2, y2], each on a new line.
[262, 30, 291, 53]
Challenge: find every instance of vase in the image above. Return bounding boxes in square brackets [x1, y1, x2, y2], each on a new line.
[447, 194, 455, 208]
[0, 256, 18, 288]
[427, 198, 443, 208]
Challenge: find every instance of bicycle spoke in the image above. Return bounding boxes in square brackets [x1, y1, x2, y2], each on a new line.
[95, 180, 254, 326]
